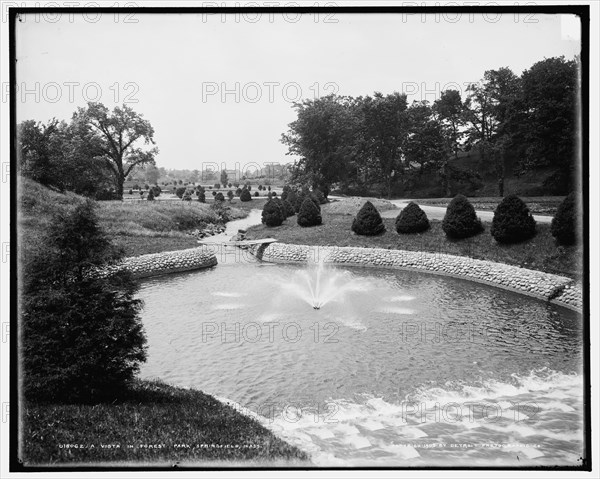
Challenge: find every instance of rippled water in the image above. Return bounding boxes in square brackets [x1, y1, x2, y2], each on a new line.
[137, 260, 584, 467]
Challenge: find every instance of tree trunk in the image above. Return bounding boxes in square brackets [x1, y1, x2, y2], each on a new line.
[116, 175, 124, 200]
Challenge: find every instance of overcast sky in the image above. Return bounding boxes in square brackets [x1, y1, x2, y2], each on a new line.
[15, 11, 581, 172]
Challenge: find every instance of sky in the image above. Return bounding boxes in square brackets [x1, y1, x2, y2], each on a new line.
[15, 10, 581, 172]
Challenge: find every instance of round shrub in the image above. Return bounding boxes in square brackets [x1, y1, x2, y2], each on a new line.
[262, 199, 285, 227]
[197, 188, 206, 203]
[152, 185, 161, 197]
[551, 193, 578, 245]
[284, 199, 295, 217]
[214, 192, 225, 202]
[212, 190, 216, 196]
[227, 190, 234, 201]
[128, 189, 133, 195]
[442, 194, 484, 239]
[395, 202, 429, 233]
[240, 188, 252, 202]
[297, 197, 322, 227]
[235, 187, 242, 196]
[175, 186, 186, 198]
[254, 191, 259, 197]
[147, 189, 155, 201]
[352, 201, 385, 236]
[491, 195, 536, 244]
[312, 188, 327, 204]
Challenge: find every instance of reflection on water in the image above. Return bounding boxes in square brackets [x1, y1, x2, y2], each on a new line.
[137, 261, 584, 466]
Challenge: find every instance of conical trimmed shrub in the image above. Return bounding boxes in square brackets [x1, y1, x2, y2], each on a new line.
[297, 197, 322, 227]
[240, 188, 252, 202]
[551, 193, 578, 245]
[352, 201, 385, 236]
[491, 195, 536, 244]
[295, 188, 319, 213]
[262, 199, 285, 227]
[395, 202, 429, 234]
[442, 194, 484, 239]
[284, 199, 295, 217]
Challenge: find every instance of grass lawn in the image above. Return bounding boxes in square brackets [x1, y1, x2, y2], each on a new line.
[246, 210, 583, 280]
[22, 380, 309, 466]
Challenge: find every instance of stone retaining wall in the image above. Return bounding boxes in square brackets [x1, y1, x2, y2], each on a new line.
[250, 243, 583, 312]
[96, 247, 217, 279]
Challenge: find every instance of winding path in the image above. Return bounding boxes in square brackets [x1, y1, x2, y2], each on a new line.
[380, 199, 553, 223]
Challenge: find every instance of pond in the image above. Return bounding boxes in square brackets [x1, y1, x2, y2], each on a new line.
[137, 255, 584, 467]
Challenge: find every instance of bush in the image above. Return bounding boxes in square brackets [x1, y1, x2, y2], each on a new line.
[151, 185, 161, 197]
[227, 190, 234, 201]
[214, 183, 221, 189]
[147, 189, 155, 201]
[214, 192, 225, 202]
[352, 201, 385, 236]
[21, 201, 146, 402]
[128, 189, 133, 195]
[235, 187, 242, 196]
[297, 197, 322, 227]
[240, 188, 252, 202]
[312, 188, 327, 204]
[284, 199, 295, 217]
[197, 187, 206, 203]
[254, 191, 259, 197]
[442, 195, 484, 239]
[294, 188, 319, 213]
[395, 202, 429, 234]
[262, 199, 285, 227]
[258, 185, 263, 191]
[287, 189, 297, 207]
[491, 195, 536, 244]
[551, 193, 578, 245]
[175, 187, 186, 199]
[182, 191, 192, 201]
[211, 191, 217, 196]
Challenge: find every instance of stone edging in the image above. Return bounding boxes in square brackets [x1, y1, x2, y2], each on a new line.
[96, 247, 217, 279]
[249, 243, 583, 312]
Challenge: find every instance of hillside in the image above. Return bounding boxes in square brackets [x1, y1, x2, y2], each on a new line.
[18, 178, 247, 257]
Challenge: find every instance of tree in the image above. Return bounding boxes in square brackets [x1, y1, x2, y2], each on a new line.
[395, 202, 430, 234]
[405, 101, 450, 181]
[197, 186, 206, 203]
[145, 164, 160, 185]
[73, 102, 158, 199]
[520, 56, 578, 191]
[491, 195, 536, 243]
[352, 201, 385, 236]
[297, 197, 322, 227]
[21, 200, 147, 402]
[442, 195, 484, 239]
[282, 95, 360, 197]
[464, 68, 522, 196]
[360, 92, 410, 199]
[221, 170, 228, 187]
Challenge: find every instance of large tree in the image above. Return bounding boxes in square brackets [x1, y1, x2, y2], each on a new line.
[520, 56, 578, 174]
[464, 67, 521, 196]
[360, 92, 409, 198]
[74, 102, 158, 199]
[281, 95, 359, 197]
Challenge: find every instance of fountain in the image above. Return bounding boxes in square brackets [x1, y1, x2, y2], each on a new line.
[278, 250, 372, 310]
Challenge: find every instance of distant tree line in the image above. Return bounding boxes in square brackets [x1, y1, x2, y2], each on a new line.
[282, 56, 579, 198]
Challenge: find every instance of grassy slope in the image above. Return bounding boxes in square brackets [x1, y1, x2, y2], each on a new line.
[22, 380, 308, 465]
[18, 178, 249, 256]
[246, 204, 583, 280]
